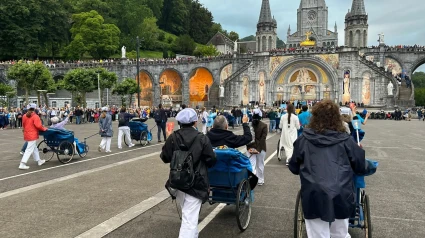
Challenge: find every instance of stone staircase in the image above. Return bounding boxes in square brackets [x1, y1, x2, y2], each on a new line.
[224, 61, 252, 83]
[359, 57, 414, 107]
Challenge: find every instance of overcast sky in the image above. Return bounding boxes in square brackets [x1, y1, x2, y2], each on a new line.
[199, 0, 425, 72]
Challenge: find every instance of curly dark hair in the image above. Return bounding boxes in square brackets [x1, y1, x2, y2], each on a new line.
[308, 100, 346, 133]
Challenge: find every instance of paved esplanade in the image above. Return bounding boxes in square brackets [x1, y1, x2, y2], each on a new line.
[0, 119, 424, 238]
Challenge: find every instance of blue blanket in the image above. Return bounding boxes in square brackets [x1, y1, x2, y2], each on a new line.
[209, 149, 253, 173]
[40, 128, 74, 142]
[74, 138, 86, 154]
[354, 159, 379, 188]
[129, 121, 148, 131]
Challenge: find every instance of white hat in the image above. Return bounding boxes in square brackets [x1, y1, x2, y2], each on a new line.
[253, 108, 263, 117]
[176, 108, 198, 124]
[51, 116, 60, 124]
[101, 107, 109, 112]
[27, 103, 37, 109]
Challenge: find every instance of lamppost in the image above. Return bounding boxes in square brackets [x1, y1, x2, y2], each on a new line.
[96, 70, 102, 107]
[6, 91, 14, 110]
[136, 36, 140, 107]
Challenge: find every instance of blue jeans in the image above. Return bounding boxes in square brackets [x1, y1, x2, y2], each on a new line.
[76, 116, 81, 124]
[21, 142, 28, 152]
[269, 120, 276, 132]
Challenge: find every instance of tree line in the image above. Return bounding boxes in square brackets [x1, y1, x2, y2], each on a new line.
[412, 71, 425, 106]
[0, 62, 137, 108]
[0, 0, 237, 60]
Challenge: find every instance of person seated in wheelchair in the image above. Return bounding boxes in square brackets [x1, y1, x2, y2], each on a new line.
[289, 100, 368, 238]
[207, 115, 252, 148]
[50, 111, 72, 130]
[207, 114, 258, 188]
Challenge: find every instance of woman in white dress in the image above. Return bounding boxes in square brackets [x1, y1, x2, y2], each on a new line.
[278, 104, 300, 165]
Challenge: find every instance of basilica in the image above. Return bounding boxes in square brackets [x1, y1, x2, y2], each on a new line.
[219, 0, 418, 108]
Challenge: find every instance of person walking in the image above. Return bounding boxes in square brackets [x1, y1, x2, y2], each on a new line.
[18, 104, 48, 170]
[117, 107, 135, 149]
[288, 100, 367, 238]
[278, 104, 300, 165]
[246, 109, 268, 186]
[268, 109, 277, 133]
[154, 104, 167, 142]
[200, 107, 208, 134]
[98, 107, 113, 153]
[160, 108, 216, 238]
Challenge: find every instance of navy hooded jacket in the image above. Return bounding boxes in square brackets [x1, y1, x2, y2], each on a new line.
[289, 128, 367, 222]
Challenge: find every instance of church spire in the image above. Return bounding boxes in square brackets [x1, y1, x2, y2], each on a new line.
[288, 25, 291, 36]
[351, 0, 367, 15]
[334, 22, 337, 33]
[258, 0, 273, 23]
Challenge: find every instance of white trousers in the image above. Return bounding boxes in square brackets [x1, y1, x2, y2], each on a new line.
[176, 191, 202, 238]
[201, 123, 207, 134]
[100, 137, 112, 152]
[21, 140, 41, 164]
[305, 218, 351, 238]
[247, 150, 266, 184]
[117, 126, 132, 148]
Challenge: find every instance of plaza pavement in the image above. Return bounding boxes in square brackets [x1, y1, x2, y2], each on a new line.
[0, 118, 424, 238]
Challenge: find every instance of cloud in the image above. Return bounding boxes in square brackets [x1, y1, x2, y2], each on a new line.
[199, 0, 425, 71]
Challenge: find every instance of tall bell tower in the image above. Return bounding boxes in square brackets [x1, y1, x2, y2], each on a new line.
[345, 0, 368, 47]
[256, 0, 277, 52]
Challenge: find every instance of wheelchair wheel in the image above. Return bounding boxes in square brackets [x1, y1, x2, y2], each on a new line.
[236, 179, 252, 231]
[294, 190, 306, 238]
[57, 141, 74, 164]
[37, 141, 55, 162]
[79, 145, 89, 158]
[140, 131, 148, 146]
[277, 139, 284, 162]
[363, 194, 372, 238]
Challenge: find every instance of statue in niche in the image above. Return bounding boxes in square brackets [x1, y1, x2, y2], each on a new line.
[219, 85, 225, 98]
[387, 81, 394, 96]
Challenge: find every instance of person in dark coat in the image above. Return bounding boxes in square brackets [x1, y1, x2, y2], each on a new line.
[289, 100, 367, 238]
[247, 109, 268, 185]
[207, 115, 252, 148]
[160, 108, 216, 238]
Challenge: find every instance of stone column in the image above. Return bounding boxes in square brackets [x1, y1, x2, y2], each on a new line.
[182, 72, 189, 105]
[153, 74, 160, 107]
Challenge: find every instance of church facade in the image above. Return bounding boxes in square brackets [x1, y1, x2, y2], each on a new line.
[223, 0, 416, 108]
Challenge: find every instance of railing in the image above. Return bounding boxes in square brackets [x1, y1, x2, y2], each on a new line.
[224, 61, 252, 85]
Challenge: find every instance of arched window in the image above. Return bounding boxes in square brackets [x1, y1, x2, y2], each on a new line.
[262, 36, 267, 51]
[268, 36, 272, 50]
[349, 31, 354, 47]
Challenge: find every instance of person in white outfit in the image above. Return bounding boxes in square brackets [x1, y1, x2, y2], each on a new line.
[200, 107, 208, 134]
[279, 103, 300, 166]
[98, 107, 113, 153]
[117, 107, 135, 149]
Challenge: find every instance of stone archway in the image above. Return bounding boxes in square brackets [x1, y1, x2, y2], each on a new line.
[270, 56, 338, 103]
[158, 69, 183, 105]
[137, 70, 154, 107]
[188, 67, 214, 108]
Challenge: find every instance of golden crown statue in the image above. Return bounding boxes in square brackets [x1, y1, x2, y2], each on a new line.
[300, 31, 316, 47]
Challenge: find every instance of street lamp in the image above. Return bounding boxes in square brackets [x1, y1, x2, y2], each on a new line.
[136, 36, 140, 107]
[159, 81, 164, 104]
[96, 70, 102, 107]
[6, 91, 14, 110]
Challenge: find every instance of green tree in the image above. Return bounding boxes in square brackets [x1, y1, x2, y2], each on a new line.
[64, 10, 121, 59]
[193, 44, 219, 57]
[0, 83, 15, 97]
[96, 68, 118, 105]
[187, 0, 214, 43]
[412, 71, 425, 88]
[0, 0, 70, 59]
[159, 0, 188, 35]
[210, 23, 229, 39]
[228, 31, 239, 41]
[145, 0, 164, 20]
[112, 78, 139, 106]
[173, 35, 196, 55]
[139, 17, 160, 51]
[7, 62, 53, 104]
[63, 68, 97, 107]
[415, 88, 425, 106]
[240, 35, 256, 41]
[277, 37, 285, 48]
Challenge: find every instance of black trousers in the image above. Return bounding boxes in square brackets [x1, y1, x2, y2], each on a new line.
[157, 122, 166, 141]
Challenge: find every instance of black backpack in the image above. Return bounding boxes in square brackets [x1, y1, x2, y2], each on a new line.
[169, 132, 200, 190]
[154, 110, 162, 123]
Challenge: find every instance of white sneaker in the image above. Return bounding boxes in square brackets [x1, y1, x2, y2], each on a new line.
[105, 150, 112, 153]
[20, 151, 24, 155]
[38, 160, 46, 166]
[19, 163, 30, 170]
[129, 144, 135, 148]
[118, 147, 122, 149]
[98, 146, 102, 152]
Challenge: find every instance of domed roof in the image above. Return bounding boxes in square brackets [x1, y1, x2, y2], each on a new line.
[345, 11, 352, 18]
